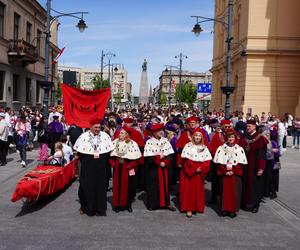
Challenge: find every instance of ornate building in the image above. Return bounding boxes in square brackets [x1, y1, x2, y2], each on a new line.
[158, 69, 212, 105]
[0, 0, 59, 110]
[211, 0, 300, 116]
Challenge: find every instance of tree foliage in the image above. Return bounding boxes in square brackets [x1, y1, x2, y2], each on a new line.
[175, 80, 197, 107]
[114, 92, 122, 106]
[159, 93, 167, 105]
[92, 74, 110, 90]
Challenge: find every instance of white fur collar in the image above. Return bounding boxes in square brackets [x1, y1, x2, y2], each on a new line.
[144, 137, 174, 157]
[110, 139, 142, 160]
[213, 143, 248, 166]
[181, 142, 212, 162]
[74, 131, 113, 155]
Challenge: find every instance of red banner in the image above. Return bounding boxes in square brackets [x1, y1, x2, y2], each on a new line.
[61, 84, 110, 128]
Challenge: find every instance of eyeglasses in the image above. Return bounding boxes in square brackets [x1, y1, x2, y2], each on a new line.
[223, 125, 231, 129]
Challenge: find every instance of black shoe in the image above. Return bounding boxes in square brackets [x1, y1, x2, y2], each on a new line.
[167, 206, 176, 212]
[229, 212, 237, 218]
[112, 207, 119, 213]
[252, 207, 259, 213]
[270, 192, 277, 200]
[127, 207, 133, 213]
[220, 211, 227, 217]
[97, 211, 106, 216]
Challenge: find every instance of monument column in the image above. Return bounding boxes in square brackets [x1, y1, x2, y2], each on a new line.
[139, 59, 149, 105]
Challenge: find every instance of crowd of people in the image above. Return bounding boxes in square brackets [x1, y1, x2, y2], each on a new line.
[1, 104, 299, 218]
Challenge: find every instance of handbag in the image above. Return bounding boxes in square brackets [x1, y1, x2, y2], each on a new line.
[273, 162, 281, 170]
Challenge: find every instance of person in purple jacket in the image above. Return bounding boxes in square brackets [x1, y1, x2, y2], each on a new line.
[48, 115, 64, 155]
[165, 124, 178, 189]
[263, 128, 281, 199]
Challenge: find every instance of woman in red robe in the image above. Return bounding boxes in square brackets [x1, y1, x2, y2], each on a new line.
[109, 126, 142, 213]
[180, 128, 212, 218]
[144, 123, 176, 211]
[213, 129, 248, 218]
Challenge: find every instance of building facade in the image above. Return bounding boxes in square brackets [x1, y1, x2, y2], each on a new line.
[158, 69, 212, 105]
[0, 0, 59, 110]
[58, 65, 132, 105]
[211, 0, 300, 116]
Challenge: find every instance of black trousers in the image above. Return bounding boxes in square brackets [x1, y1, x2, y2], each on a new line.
[210, 162, 220, 202]
[0, 140, 7, 164]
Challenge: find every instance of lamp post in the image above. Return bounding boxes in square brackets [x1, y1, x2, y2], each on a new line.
[175, 53, 188, 107]
[164, 65, 179, 113]
[102, 52, 116, 111]
[191, 0, 246, 119]
[43, 0, 88, 117]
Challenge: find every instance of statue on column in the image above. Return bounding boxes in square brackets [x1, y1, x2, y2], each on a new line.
[142, 59, 147, 72]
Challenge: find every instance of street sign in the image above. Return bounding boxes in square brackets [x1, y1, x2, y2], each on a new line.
[197, 83, 212, 93]
[197, 83, 212, 101]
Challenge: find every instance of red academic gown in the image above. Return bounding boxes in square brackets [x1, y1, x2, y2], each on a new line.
[242, 132, 268, 209]
[109, 157, 139, 207]
[180, 159, 210, 213]
[217, 164, 243, 213]
[144, 155, 171, 209]
[176, 129, 208, 163]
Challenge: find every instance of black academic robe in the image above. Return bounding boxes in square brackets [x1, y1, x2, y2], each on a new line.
[78, 152, 109, 216]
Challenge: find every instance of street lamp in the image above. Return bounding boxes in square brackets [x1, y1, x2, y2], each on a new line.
[164, 65, 179, 113]
[101, 52, 116, 110]
[175, 53, 188, 107]
[43, 0, 88, 117]
[191, 0, 246, 118]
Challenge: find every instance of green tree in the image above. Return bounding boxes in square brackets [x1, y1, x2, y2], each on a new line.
[159, 93, 167, 105]
[175, 80, 197, 107]
[114, 92, 122, 106]
[92, 74, 110, 90]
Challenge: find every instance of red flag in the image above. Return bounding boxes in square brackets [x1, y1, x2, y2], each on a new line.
[61, 84, 110, 128]
[52, 45, 66, 64]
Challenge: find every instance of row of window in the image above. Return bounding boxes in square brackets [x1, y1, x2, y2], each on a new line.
[0, 70, 40, 102]
[0, 1, 42, 54]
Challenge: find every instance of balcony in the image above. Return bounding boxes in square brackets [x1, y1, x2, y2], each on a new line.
[7, 39, 38, 66]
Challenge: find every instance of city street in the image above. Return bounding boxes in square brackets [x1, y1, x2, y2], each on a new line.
[0, 140, 299, 250]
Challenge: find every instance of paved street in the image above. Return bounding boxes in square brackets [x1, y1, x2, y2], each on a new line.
[0, 140, 300, 250]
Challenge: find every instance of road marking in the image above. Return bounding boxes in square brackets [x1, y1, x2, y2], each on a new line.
[266, 199, 300, 232]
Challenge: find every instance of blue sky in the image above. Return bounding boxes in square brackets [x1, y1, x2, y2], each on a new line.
[38, 0, 214, 95]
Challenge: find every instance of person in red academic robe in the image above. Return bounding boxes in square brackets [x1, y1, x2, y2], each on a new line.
[109, 126, 142, 213]
[176, 116, 209, 194]
[114, 117, 145, 192]
[180, 128, 212, 218]
[144, 123, 176, 211]
[213, 129, 248, 218]
[208, 119, 234, 204]
[242, 119, 269, 213]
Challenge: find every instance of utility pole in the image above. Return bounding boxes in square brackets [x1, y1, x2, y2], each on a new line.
[100, 50, 104, 81]
[43, 0, 51, 117]
[104, 52, 116, 111]
[223, 0, 234, 119]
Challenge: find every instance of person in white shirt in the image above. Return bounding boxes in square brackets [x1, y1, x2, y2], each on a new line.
[61, 135, 73, 164]
[48, 107, 63, 124]
[277, 118, 287, 154]
[4, 107, 11, 158]
[0, 113, 9, 166]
